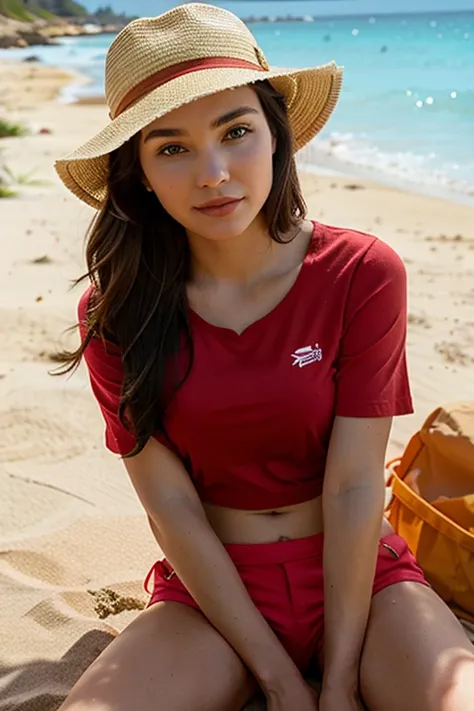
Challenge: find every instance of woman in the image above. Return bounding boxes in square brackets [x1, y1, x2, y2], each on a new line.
[55, 4, 474, 711]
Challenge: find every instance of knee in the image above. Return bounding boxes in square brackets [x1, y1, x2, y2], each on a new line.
[360, 648, 474, 711]
[435, 653, 474, 711]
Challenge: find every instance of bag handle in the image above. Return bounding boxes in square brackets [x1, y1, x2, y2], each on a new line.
[420, 406, 444, 432]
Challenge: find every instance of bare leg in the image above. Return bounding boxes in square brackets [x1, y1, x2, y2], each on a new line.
[360, 581, 474, 711]
[58, 601, 258, 711]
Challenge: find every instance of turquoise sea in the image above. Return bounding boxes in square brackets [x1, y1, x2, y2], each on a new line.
[2, 11, 473, 200]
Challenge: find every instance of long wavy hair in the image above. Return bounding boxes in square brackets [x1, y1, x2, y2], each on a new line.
[56, 80, 307, 456]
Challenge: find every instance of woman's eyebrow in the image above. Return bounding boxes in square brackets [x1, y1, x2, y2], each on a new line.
[143, 106, 259, 142]
[211, 106, 259, 129]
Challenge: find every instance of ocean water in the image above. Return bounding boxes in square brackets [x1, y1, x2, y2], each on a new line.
[2, 11, 473, 200]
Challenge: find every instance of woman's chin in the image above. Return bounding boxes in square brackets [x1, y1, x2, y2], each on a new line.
[188, 211, 259, 241]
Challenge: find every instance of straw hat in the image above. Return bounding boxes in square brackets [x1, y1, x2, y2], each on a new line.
[54, 3, 343, 210]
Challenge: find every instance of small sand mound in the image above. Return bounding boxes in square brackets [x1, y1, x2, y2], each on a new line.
[87, 587, 145, 619]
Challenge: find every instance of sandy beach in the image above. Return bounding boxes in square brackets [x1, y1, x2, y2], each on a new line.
[1, 59, 473, 710]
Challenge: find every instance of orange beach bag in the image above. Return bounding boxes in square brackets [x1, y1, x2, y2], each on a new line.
[385, 403, 474, 624]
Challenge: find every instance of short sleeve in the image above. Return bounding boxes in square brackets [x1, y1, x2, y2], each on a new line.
[78, 286, 137, 455]
[334, 238, 413, 418]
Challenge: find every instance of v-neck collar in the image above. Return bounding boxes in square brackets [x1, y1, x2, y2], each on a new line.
[188, 221, 318, 340]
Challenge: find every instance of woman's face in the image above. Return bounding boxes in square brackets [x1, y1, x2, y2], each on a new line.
[138, 85, 275, 240]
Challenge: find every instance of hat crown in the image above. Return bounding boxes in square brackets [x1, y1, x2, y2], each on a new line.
[105, 3, 264, 117]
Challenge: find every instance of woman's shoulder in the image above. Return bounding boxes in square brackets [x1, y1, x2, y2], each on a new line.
[77, 284, 122, 360]
[78, 283, 95, 325]
[310, 220, 406, 278]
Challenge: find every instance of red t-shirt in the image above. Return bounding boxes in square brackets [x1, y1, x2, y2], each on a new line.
[78, 221, 413, 509]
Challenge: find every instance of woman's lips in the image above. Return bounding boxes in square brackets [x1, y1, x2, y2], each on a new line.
[194, 198, 243, 217]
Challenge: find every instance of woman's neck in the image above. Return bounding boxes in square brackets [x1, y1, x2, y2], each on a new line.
[187, 216, 301, 287]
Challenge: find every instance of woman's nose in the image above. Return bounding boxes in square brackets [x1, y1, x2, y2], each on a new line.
[195, 150, 230, 188]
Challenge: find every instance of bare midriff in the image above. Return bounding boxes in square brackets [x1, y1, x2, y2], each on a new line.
[203, 495, 394, 545]
[203, 495, 324, 544]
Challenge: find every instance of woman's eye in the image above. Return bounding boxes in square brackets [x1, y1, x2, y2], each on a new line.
[226, 126, 250, 141]
[158, 144, 185, 156]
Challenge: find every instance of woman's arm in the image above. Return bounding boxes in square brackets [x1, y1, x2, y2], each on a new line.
[124, 437, 304, 696]
[321, 415, 392, 698]
[77, 288, 314, 705]
[319, 237, 412, 705]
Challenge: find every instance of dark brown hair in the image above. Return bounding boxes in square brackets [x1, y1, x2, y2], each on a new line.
[56, 80, 307, 456]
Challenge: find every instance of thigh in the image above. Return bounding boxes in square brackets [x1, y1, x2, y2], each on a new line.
[58, 601, 258, 711]
[360, 582, 474, 711]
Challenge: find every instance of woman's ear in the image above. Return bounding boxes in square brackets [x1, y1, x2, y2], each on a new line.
[271, 134, 277, 154]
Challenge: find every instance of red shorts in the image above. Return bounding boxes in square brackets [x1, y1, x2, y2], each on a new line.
[144, 533, 429, 675]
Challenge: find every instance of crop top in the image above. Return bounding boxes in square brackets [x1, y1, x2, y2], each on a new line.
[78, 221, 413, 510]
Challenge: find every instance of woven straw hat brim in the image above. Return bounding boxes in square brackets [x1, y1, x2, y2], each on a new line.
[55, 62, 343, 210]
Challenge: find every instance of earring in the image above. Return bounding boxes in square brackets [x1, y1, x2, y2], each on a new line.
[143, 180, 153, 193]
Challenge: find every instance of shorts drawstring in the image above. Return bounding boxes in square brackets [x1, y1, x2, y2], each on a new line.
[143, 559, 176, 595]
[380, 541, 400, 559]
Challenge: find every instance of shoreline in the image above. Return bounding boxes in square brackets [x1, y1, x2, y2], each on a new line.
[1, 20, 473, 206]
[72, 93, 474, 208]
[298, 153, 474, 209]
[1, 54, 472, 210]
[55, 66, 474, 208]
[0, 57, 80, 113]
[1, 56, 472, 210]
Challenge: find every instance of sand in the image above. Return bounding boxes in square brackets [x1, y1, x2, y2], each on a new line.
[0, 60, 473, 711]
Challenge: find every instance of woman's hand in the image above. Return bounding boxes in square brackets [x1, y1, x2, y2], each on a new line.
[265, 678, 319, 710]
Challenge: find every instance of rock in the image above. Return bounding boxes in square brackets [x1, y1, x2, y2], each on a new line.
[0, 17, 63, 49]
[31, 255, 53, 265]
[0, 16, 128, 48]
[0, 30, 53, 49]
[17, 29, 56, 46]
[41, 23, 87, 38]
[23, 55, 41, 62]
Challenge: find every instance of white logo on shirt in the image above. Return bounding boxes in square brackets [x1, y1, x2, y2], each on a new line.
[291, 344, 323, 368]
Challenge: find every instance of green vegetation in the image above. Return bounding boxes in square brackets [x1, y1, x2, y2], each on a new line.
[0, 0, 88, 20]
[23, 0, 55, 19]
[3, 164, 48, 186]
[0, 163, 48, 199]
[0, 159, 16, 198]
[0, 185, 17, 198]
[0, 0, 34, 21]
[0, 119, 27, 138]
[32, 0, 88, 18]
[0, 122, 30, 198]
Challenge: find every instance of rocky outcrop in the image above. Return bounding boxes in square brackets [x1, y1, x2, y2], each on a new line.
[0, 16, 120, 49]
[0, 17, 55, 47]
